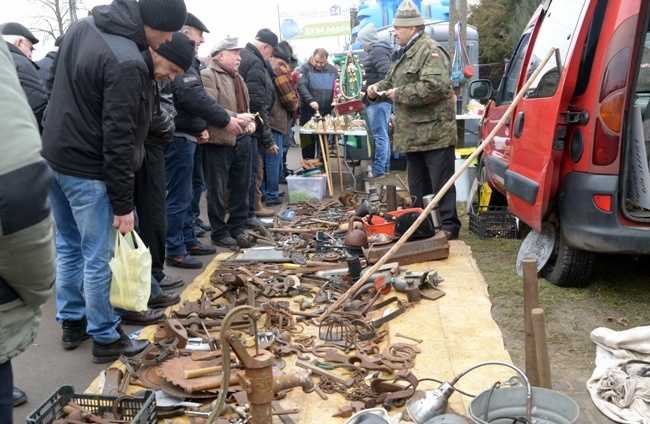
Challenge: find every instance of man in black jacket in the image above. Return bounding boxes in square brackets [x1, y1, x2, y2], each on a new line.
[164, 13, 246, 268]
[1, 22, 48, 133]
[296, 48, 338, 159]
[36, 34, 63, 85]
[358, 23, 393, 178]
[41, 0, 188, 364]
[238, 28, 279, 227]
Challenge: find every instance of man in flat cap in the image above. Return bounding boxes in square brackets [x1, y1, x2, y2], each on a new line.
[165, 13, 248, 265]
[265, 44, 298, 208]
[2, 22, 48, 133]
[201, 37, 257, 248]
[239, 28, 280, 225]
[367, 0, 461, 240]
[41, 0, 188, 364]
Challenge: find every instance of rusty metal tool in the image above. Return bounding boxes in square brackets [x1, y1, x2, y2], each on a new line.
[395, 333, 423, 344]
[294, 359, 355, 387]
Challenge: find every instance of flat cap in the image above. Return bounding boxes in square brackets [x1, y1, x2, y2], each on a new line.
[273, 44, 292, 63]
[185, 12, 209, 33]
[210, 36, 243, 56]
[1, 22, 39, 44]
[255, 28, 278, 47]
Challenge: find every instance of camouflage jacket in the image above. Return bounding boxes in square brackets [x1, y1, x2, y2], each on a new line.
[370, 33, 457, 153]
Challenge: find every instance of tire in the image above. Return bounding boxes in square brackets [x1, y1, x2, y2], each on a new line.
[540, 222, 595, 288]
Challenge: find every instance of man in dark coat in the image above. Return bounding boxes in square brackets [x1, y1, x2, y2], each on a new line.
[296, 47, 338, 159]
[238, 28, 279, 225]
[41, 0, 188, 363]
[164, 13, 245, 267]
[1, 22, 48, 133]
[36, 34, 63, 85]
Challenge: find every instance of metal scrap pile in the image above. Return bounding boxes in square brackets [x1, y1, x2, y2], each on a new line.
[108, 198, 448, 424]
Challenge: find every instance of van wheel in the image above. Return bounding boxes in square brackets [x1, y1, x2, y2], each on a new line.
[540, 223, 595, 287]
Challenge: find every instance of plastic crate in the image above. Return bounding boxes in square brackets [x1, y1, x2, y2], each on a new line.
[26, 385, 157, 424]
[287, 175, 327, 202]
[469, 205, 519, 239]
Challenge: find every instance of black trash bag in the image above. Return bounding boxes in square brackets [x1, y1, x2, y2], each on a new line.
[394, 211, 435, 240]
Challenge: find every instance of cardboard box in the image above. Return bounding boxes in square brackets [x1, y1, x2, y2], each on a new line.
[287, 175, 327, 202]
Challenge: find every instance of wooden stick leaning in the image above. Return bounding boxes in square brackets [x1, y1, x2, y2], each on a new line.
[318, 47, 558, 322]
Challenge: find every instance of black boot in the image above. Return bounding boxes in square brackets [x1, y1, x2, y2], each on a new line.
[91, 327, 149, 364]
[61, 316, 91, 350]
[13, 387, 27, 407]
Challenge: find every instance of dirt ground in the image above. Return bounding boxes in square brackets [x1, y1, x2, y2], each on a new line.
[459, 205, 650, 423]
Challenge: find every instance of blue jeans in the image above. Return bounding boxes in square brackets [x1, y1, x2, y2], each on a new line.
[366, 102, 392, 175]
[248, 138, 259, 218]
[261, 131, 284, 203]
[165, 136, 199, 256]
[49, 170, 120, 344]
[190, 144, 204, 220]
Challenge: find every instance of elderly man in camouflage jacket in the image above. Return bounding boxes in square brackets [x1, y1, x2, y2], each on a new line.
[367, 0, 461, 239]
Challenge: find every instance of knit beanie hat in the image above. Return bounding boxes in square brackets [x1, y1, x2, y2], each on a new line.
[357, 23, 378, 48]
[392, 0, 424, 27]
[155, 32, 195, 71]
[138, 0, 187, 32]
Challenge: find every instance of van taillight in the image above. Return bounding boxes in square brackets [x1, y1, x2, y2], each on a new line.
[593, 119, 620, 165]
[600, 91, 625, 133]
[593, 49, 629, 166]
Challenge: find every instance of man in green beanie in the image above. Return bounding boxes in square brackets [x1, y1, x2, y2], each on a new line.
[367, 0, 461, 239]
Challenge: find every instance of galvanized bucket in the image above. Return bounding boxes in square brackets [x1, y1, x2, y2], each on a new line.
[468, 387, 580, 424]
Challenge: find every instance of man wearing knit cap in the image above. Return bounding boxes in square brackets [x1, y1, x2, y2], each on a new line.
[200, 37, 258, 248]
[367, 0, 461, 240]
[239, 28, 280, 225]
[2, 22, 48, 133]
[358, 23, 393, 179]
[165, 13, 249, 263]
[41, 0, 188, 364]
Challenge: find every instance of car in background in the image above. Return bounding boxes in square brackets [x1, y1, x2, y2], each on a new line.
[469, 0, 650, 287]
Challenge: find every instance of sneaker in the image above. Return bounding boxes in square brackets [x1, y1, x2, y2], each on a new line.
[61, 316, 91, 350]
[148, 292, 181, 309]
[157, 274, 184, 290]
[186, 242, 217, 256]
[374, 173, 386, 179]
[166, 254, 202, 269]
[265, 198, 283, 206]
[194, 218, 212, 232]
[193, 225, 206, 237]
[212, 236, 237, 247]
[13, 387, 27, 407]
[244, 217, 272, 229]
[255, 207, 275, 217]
[278, 191, 286, 197]
[91, 327, 150, 364]
[235, 233, 251, 248]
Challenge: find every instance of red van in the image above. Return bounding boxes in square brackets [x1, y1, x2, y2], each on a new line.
[469, 0, 650, 287]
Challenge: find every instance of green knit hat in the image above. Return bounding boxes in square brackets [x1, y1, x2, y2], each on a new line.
[392, 0, 425, 27]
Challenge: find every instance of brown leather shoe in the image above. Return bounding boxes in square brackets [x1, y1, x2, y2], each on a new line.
[148, 292, 181, 309]
[255, 207, 275, 217]
[120, 308, 165, 326]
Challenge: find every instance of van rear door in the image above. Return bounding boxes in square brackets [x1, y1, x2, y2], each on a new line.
[505, 0, 592, 230]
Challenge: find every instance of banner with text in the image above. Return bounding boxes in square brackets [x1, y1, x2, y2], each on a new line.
[279, 2, 352, 40]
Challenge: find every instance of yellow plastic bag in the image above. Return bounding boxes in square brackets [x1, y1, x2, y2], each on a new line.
[109, 231, 151, 312]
